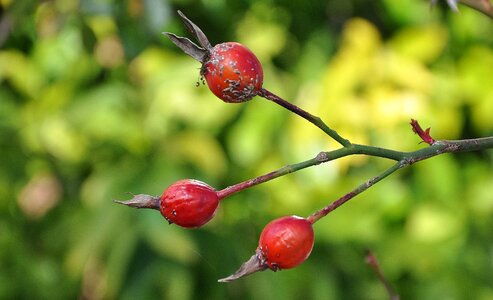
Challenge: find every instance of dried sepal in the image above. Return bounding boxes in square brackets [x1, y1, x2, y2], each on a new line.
[113, 193, 160, 210]
[218, 249, 268, 282]
[163, 32, 208, 62]
[177, 10, 212, 50]
[162, 10, 213, 63]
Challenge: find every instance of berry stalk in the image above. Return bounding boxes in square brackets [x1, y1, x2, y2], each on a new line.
[306, 161, 403, 224]
[217, 146, 405, 199]
[461, 0, 493, 19]
[259, 88, 351, 147]
[217, 152, 330, 200]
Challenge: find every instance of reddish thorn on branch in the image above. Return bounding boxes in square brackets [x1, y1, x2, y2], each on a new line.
[410, 119, 436, 145]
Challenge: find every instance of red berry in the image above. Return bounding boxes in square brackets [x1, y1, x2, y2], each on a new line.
[160, 179, 219, 228]
[258, 215, 314, 270]
[201, 42, 263, 103]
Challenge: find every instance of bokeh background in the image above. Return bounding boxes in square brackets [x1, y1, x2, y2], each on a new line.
[1, 0, 493, 299]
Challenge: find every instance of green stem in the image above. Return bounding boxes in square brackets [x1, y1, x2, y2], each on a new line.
[217, 146, 404, 199]
[307, 136, 493, 224]
[365, 250, 401, 300]
[258, 88, 351, 147]
[441, 136, 493, 152]
[217, 153, 326, 200]
[217, 136, 493, 200]
[307, 162, 403, 224]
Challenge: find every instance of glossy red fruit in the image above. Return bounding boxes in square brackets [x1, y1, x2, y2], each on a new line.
[258, 215, 314, 270]
[160, 179, 219, 228]
[164, 11, 264, 103]
[201, 42, 263, 103]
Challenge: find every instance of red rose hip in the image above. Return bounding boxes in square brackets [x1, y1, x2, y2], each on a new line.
[219, 215, 315, 282]
[114, 179, 220, 228]
[201, 42, 263, 102]
[258, 215, 314, 270]
[164, 11, 263, 103]
[160, 179, 219, 228]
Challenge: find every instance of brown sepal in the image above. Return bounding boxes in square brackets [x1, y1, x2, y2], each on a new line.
[218, 249, 269, 282]
[113, 193, 160, 210]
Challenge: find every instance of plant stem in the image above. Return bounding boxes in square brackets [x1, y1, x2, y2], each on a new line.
[460, 0, 493, 19]
[306, 135, 493, 224]
[441, 136, 493, 153]
[217, 153, 327, 200]
[258, 88, 351, 147]
[307, 162, 403, 224]
[217, 135, 493, 200]
[217, 146, 405, 199]
[365, 250, 400, 300]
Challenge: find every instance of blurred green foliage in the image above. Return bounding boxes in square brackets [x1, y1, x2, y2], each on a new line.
[1, 0, 493, 299]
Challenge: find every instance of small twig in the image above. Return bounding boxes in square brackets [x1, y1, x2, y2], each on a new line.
[217, 146, 405, 199]
[306, 133, 493, 224]
[217, 121, 493, 200]
[0, 13, 12, 48]
[307, 161, 403, 223]
[365, 250, 400, 300]
[258, 88, 351, 147]
[461, 0, 493, 18]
